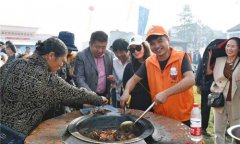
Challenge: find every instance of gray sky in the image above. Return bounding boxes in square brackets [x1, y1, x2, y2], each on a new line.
[1, 0, 239, 43]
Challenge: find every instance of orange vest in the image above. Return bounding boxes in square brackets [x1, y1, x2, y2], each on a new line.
[146, 48, 194, 122]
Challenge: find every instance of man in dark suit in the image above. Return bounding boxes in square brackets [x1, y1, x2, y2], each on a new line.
[74, 31, 114, 98]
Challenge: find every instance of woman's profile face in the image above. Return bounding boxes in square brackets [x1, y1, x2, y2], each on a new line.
[225, 39, 239, 58]
[45, 52, 67, 72]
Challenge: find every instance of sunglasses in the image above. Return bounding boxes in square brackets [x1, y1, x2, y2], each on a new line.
[128, 45, 142, 53]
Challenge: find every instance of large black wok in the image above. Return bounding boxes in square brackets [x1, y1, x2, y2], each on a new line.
[67, 113, 154, 143]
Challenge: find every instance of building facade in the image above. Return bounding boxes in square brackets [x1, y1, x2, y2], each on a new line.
[227, 23, 240, 38]
[0, 25, 52, 54]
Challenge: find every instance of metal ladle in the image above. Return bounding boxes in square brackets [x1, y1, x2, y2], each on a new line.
[119, 102, 155, 131]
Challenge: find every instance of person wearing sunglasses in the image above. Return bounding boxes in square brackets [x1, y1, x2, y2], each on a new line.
[122, 35, 153, 111]
[120, 25, 195, 127]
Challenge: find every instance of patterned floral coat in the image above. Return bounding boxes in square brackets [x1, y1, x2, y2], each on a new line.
[0, 54, 103, 135]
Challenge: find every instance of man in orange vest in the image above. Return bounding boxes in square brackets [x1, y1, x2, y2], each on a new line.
[120, 25, 195, 126]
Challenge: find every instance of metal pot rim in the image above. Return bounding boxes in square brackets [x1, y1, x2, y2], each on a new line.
[227, 124, 240, 141]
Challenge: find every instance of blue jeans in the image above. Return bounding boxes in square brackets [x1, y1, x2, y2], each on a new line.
[0, 123, 26, 144]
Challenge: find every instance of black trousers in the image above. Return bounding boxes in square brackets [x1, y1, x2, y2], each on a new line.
[201, 87, 211, 130]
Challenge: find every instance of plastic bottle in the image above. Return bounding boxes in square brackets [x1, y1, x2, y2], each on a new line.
[190, 103, 202, 142]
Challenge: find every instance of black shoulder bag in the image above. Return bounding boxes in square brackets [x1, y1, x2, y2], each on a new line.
[208, 59, 240, 107]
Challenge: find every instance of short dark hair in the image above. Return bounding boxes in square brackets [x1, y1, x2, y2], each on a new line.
[111, 38, 129, 52]
[89, 31, 108, 44]
[35, 37, 67, 57]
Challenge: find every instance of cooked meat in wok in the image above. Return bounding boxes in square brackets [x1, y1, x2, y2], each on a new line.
[83, 129, 136, 142]
[87, 109, 111, 115]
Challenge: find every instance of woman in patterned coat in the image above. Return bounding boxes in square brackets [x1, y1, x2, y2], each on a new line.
[0, 37, 108, 138]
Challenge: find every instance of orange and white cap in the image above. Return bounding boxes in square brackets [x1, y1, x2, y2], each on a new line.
[146, 25, 168, 41]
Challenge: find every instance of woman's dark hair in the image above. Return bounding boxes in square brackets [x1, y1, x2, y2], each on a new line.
[35, 37, 67, 57]
[131, 42, 151, 71]
[89, 31, 108, 44]
[111, 38, 129, 52]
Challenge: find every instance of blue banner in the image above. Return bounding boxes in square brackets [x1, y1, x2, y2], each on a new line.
[138, 6, 149, 35]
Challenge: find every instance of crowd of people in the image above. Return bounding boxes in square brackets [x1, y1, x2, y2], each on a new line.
[0, 25, 239, 144]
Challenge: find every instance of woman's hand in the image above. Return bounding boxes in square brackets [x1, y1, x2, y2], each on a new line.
[206, 49, 213, 75]
[101, 96, 109, 105]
